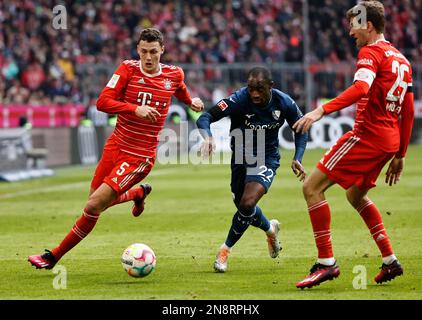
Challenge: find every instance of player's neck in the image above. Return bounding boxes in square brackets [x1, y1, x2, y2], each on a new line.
[140, 63, 162, 77]
[367, 33, 385, 46]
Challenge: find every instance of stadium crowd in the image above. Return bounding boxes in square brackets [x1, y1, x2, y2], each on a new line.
[1, 0, 421, 109]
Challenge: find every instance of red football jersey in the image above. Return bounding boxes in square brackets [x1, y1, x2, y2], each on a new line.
[97, 60, 193, 158]
[352, 40, 413, 152]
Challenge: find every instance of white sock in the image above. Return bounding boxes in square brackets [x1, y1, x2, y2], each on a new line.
[265, 224, 274, 235]
[221, 243, 231, 251]
[317, 257, 336, 266]
[382, 254, 397, 265]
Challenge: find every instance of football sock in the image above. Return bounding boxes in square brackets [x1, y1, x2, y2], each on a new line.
[108, 187, 144, 208]
[317, 257, 336, 266]
[308, 200, 334, 259]
[357, 200, 394, 258]
[382, 254, 397, 265]
[51, 209, 99, 261]
[225, 206, 256, 248]
[220, 243, 231, 251]
[250, 206, 271, 232]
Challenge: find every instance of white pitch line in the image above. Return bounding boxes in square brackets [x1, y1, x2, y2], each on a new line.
[0, 168, 177, 199]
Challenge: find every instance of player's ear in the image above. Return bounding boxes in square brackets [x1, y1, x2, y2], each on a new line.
[161, 45, 165, 55]
[366, 21, 374, 32]
[269, 80, 274, 88]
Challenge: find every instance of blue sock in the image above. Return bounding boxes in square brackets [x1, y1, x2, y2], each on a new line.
[224, 206, 255, 248]
[250, 206, 271, 232]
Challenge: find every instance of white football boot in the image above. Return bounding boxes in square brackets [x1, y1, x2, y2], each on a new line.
[213, 244, 231, 273]
[266, 219, 281, 258]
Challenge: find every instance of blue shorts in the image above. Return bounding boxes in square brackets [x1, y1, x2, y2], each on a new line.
[230, 159, 279, 204]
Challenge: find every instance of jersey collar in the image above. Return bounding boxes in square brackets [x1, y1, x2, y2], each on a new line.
[139, 62, 162, 77]
[264, 91, 273, 109]
[369, 39, 390, 46]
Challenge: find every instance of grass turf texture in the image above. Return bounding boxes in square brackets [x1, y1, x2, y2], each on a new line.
[0, 146, 421, 300]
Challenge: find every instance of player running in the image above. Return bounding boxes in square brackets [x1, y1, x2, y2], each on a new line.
[293, 1, 414, 289]
[197, 67, 308, 272]
[28, 28, 204, 269]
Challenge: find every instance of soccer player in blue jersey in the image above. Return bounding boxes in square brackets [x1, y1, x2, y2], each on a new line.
[196, 67, 308, 272]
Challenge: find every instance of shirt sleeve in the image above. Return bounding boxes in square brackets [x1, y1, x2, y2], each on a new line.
[322, 46, 380, 114]
[196, 89, 245, 138]
[397, 71, 415, 158]
[283, 98, 308, 162]
[173, 67, 193, 106]
[353, 46, 381, 88]
[322, 81, 370, 114]
[96, 62, 138, 114]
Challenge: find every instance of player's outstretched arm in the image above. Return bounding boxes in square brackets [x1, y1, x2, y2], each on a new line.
[292, 106, 325, 134]
[293, 80, 370, 134]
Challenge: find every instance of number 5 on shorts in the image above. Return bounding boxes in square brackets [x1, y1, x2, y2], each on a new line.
[116, 162, 129, 176]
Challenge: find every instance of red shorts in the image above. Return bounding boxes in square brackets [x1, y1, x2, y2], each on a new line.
[317, 131, 395, 190]
[91, 138, 154, 195]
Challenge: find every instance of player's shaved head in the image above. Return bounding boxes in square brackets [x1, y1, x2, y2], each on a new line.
[247, 67, 273, 84]
[247, 67, 273, 107]
[138, 28, 164, 46]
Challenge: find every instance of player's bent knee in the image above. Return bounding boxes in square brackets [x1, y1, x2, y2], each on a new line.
[238, 198, 257, 212]
[85, 196, 109, 215]
[346, 186, 370, 210]
[346, 193, 358, 208]
[302, 180, 325, 203]
[302, 180, 314, 199]
[346, 193, 369, 210]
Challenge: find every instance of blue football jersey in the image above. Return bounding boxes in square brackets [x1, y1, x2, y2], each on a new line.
[197, 87, 308, 165]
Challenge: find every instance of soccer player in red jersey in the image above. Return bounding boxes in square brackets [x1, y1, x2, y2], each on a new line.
[293, 1, 414, 289]
[28, 28, 204, 269]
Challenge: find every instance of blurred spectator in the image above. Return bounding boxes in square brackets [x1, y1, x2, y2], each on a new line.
[212, 85, 227, 105]
[21, 61, 46, 90]
[1, 55, 19, 80]
[5, 79, 30, 104]
[0, 0, 420, 110]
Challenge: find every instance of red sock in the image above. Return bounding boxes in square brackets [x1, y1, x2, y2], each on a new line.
[108, 187, 144, 208]
[357, 200, 393, 257]
[51, 209, 99, 261]
[308, 200, 333, 259]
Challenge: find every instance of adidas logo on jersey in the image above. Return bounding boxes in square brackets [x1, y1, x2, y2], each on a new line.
[111, 177, 118, 183]
[138, 78, 145, 84]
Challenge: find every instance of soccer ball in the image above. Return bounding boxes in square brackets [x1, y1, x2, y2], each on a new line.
[121, 243, 156, 278]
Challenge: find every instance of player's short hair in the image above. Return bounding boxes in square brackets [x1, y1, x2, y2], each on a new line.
[347, 1, 385, 33]
[138, 28, 164, 46]
[247, 67, 273, 84]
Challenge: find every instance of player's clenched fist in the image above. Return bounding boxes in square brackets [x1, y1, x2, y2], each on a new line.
[190, 97, 205, 112]
[135, 105, 161, 122]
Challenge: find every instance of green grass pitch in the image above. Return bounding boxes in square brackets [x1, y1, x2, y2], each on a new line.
[0, 146, 421, 300]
